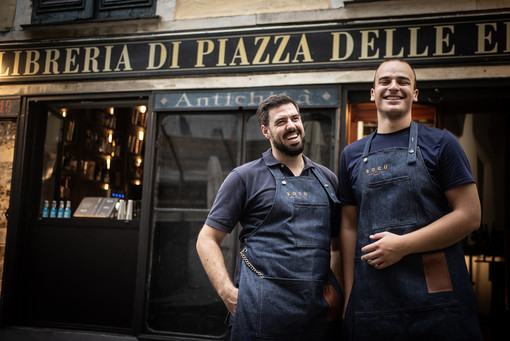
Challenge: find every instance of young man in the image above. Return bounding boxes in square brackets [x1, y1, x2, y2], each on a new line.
[197, 94, 342, 340]
[339, 59, 483, 340]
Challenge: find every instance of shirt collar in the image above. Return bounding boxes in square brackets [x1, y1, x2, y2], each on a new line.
[262, 148, 314, 170]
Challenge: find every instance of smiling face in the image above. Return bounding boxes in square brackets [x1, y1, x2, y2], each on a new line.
[371, 60, 419, 120]
[261, 102, 305, 157]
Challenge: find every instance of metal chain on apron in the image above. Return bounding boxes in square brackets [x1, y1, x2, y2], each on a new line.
[240, 248, 264, 279]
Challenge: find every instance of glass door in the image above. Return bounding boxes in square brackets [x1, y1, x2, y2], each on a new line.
[145, 107, 337, 338]
[146, 112, 245, 338]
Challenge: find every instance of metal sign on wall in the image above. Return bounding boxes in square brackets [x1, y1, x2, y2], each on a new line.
[0, 14, 508, 83]
[153, 87, 338, 110]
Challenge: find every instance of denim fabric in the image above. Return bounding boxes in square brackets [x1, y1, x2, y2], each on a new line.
[230, 165, 341, 340]
[344, 121, 482, 340]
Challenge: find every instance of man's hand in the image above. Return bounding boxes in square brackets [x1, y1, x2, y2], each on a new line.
[221, 286, 238, 315]
[360, 232, 407, 269]
[360, 183, 481, 271]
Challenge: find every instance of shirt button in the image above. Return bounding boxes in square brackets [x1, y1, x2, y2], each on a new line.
[324, 183, 329, 188]
[363, 157, 368, 163]
[409, 149, 415, 154]
[282, 180, 287, 185]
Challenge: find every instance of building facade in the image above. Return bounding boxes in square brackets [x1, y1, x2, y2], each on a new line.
[0, 0, 509, 340]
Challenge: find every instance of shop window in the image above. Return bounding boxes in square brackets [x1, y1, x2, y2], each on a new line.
[39, 104, 146, 219]
[31, 0, 157, 25]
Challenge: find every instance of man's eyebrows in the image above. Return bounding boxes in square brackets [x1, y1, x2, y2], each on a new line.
[378, 75, 411, 82]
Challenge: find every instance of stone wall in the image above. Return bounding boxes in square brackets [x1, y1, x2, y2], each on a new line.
[0, 121, 16, 295]
[0, 0, 16, 32]
[174, 0, 331, 19]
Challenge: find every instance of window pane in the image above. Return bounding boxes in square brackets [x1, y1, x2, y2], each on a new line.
[96, 0, 156, 20]
[301, 110, 335, 167]
[154, 114, 239, 209]
[245, 113, 269, 162]
[39, 105, 146, 219]
[32, 0, 93, 24]
[32, 0, 155, 24]
[147, 113, 242, 337]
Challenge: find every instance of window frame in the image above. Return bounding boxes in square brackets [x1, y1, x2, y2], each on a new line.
[31, 0, 157, 25]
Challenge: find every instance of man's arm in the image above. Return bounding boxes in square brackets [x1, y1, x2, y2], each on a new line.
[340, 205, 358, 317]
[330, 236, 342, 286]
[196, 224, 238, 315]
[361, 182, 481, 269]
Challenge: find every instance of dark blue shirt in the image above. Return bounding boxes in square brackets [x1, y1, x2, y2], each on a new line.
[206, 149, 341, 239]
[339, 123, 475, 206]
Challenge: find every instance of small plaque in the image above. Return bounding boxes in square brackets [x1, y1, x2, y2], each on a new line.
[74, 197, 119, 218]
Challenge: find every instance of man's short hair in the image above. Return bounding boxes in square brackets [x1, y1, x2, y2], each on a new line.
[373, 58, 417, 90]
[256, 94, 300, 127]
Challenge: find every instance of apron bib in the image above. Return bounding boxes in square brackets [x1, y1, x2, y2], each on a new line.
[345, 121, 482, 341]
[230, 165, 341, 340]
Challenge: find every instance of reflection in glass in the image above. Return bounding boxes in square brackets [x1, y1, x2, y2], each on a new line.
[155, 114, 239, 209]
[147, 113, 242, 337]
[40, 111, 63, 211]
[301, 111, 334, 166]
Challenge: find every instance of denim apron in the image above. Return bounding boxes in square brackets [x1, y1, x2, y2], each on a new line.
[230, 164, 341, 340]
[344, 121, 482, 340]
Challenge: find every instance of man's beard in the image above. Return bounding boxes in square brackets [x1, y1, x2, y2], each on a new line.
[271, 130, 305, 156]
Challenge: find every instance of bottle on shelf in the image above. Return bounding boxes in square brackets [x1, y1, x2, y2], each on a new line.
[57, 200, 65, 218]
[64, 201, 72, 218]
[50, 200, 57, 218]
[42, 200, 49, 218]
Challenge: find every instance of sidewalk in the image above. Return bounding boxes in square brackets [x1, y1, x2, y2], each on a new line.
[0, 327, 138, 341]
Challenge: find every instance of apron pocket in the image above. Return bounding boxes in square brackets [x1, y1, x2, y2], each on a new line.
[352, 254, 458, 315]
[257, 277, 327, 340]
[368, 175, 417, 230]
[422, 251, 453, 293]
[292, 204, 330, 249]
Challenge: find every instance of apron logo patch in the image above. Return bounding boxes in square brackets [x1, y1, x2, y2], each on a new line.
[366, 164, 388, 176]
[287, 191, 308, 199]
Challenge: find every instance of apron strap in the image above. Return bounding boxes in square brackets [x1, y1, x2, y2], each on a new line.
[407, 120, 418, 164]
[361, 130, 376, 158]
[311, 167, 340, 205]
[361, 120, 419, 164]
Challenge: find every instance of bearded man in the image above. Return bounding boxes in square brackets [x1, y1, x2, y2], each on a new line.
[197, 94, 342, 340]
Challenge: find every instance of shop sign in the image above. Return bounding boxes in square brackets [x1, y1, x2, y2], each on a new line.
[154, 87, 338, 110]
[0, 14, 509, 83]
